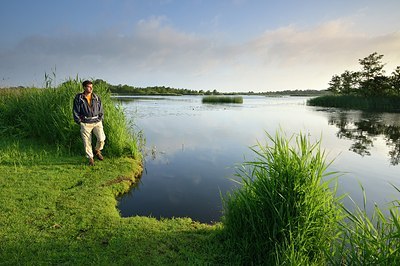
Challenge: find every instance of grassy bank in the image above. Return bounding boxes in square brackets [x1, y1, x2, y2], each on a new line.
[307, 95, 400, 113]
[202, 95, 243, 104]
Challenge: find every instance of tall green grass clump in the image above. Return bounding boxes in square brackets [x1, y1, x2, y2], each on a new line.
[202, 95, 243, 104]
[0, 79, 139, 158]
[222, 132, 342, 265]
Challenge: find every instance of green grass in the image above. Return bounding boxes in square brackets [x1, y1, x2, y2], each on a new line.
[330, 185, 400, 265]
[307, 95, 400, 113]
[202, 95, 243, 104]
[221, 131, 342, 265]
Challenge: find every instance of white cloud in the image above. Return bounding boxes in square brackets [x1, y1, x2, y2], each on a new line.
[1, 16, 399, 91]
[236, 19, 400, 90]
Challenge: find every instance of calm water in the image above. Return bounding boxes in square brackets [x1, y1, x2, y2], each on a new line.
[117, 95, 400, 223]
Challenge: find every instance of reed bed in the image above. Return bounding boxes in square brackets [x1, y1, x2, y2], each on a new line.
[202, 95, 243, 104]
[331, 186, 400, 265]
[221, 131, 342, 265]
[307, 95, 400, 112]
[0, 79, 139, 158]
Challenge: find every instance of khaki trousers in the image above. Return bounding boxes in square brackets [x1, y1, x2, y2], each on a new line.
[80, 121, 106, 158]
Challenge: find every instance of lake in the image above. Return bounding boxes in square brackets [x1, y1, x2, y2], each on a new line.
[116, 95, 400, 223]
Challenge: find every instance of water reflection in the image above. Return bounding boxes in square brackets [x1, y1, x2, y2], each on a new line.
[112, 95, 170, 102]
[328, 111, 400, 165]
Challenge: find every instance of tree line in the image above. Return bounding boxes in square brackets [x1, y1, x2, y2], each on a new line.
[328, 52, 400, 97]
[92, 79, 325, 96]
[93, 79, 216, 95]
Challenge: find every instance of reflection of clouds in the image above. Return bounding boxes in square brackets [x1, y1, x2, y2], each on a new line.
[192, 174, 202, 185]
[167, 187, 181, 205]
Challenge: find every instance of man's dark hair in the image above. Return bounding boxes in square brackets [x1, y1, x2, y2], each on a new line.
[82, 80, 93, 88]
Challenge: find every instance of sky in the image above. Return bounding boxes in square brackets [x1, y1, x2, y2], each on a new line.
[0, 0, 399, 92]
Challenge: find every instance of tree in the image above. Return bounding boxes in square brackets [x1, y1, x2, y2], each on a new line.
[340, 70, 360, 95]
[328, 75, 341, 95]
[390, 66, 400, 96]
[358, 52, 386, 96]
[359, 52, 385, 80]
[368, 76, 391, 96]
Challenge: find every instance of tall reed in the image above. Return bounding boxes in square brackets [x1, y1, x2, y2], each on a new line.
[330, 185, 400, 265]
[0, 79, 139, 158]
[221, 131, 342, 264]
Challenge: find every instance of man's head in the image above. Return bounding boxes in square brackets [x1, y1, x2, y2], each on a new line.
[82, 80, 93, 94]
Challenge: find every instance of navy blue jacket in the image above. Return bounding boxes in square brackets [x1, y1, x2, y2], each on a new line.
[73, 93, 104, 124]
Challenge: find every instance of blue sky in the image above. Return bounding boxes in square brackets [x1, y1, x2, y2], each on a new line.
[1, 0, 399, 91]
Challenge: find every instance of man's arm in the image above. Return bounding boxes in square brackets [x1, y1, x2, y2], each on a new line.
[72, 95, 82, 124]
[98, 95, 104, 121]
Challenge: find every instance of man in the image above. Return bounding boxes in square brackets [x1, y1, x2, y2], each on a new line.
[73, 80, 106, 166]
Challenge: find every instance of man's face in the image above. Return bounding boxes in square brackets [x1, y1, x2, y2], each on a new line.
[84, 84, 93, 94]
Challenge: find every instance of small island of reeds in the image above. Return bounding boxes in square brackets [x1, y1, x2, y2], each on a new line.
[202, 95, 243, 104]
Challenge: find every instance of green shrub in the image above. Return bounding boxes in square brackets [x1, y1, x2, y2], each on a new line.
[221, 131, 342, 264]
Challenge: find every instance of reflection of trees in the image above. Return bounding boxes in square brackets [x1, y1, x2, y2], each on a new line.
[386, 125, 400, 165]
[328, 111, 400, 165]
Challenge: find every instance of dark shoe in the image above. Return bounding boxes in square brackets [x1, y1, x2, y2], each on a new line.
[89, 157, 95, 166]
[95, 150, 104, 161]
